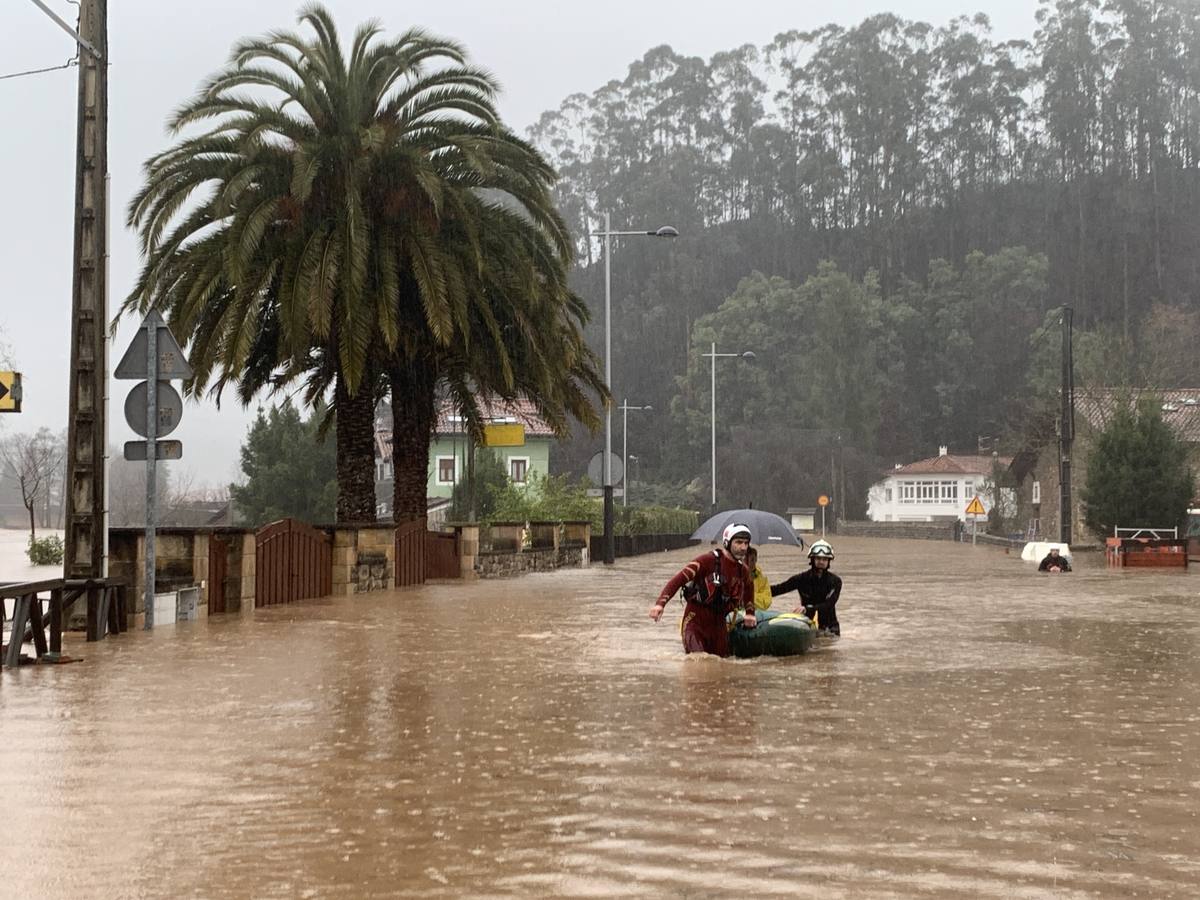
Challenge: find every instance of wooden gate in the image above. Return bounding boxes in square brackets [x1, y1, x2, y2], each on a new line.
[208, 534, 228, 615]
[255, 519, 332, 607]
[394, 518, 426, 587]
[426, 531, 460, 579]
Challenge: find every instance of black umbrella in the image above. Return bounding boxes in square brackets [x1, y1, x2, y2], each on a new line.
[691, 509, 804, 547]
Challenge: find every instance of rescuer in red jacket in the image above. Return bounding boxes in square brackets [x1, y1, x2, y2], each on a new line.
[649, 523, 757, 657]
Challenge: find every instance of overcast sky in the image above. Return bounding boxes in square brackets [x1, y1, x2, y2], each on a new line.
[0, 0, 1042, 488]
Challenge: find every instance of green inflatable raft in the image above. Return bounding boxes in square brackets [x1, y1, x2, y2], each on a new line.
[729, 609, 816, 658]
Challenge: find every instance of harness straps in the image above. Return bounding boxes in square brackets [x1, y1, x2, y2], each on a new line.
[682, 550, 735, 607]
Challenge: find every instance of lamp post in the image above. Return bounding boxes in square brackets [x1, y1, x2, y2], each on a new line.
[627, 454, 640, 505]
[703, 342, 756, 509]
[619, 399, 652, 507]
[590, 213, 678, 564]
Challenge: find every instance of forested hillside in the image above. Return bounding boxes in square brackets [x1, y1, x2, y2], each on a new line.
[531, 2, 1200, 514]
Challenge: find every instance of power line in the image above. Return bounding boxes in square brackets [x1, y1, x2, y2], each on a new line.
[0, 55, 78, 82]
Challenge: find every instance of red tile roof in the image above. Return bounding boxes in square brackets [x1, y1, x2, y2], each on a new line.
[434, 397, 555, 437]
[889, 453, 1012, 476]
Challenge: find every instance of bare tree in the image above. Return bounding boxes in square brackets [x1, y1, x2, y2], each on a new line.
[1, 428, 65, 539]
[106, 449, 169, 528]
[105, 452, 228, 527]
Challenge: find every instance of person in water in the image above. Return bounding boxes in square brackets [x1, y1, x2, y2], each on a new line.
[649, 523, 756, 657]
[770, 539, 843, 636]
[745, 546, 773, 612]
[1038, 547, 1072, 572]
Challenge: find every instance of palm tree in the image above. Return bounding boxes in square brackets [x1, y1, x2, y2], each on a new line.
[123, 4, 604, 524]
[386, 197, 606, 523]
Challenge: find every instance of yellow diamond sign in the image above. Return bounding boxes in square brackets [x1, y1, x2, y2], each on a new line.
[0, 371, 21, 413]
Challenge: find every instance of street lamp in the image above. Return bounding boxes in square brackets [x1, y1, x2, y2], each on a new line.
[590, 213, 678, 564]
[703, 342, 756, 508]
[619, 399, 652, 507]
[628, 454, 640, 505]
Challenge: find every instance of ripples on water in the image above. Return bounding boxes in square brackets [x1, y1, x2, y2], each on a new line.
[2, 538, 1199, 897]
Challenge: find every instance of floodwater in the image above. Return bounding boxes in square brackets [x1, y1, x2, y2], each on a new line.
[2, 537, 1200, 898]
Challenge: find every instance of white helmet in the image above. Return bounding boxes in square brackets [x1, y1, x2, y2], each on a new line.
[808, 539, 834, 560]
[721, 523, 752, 549]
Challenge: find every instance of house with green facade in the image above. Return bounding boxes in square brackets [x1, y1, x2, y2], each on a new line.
[374, 397, 555, 519]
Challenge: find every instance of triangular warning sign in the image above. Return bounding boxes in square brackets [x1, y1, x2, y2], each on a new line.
[114, 310, 194, 380]
[964, 495, 986, 516]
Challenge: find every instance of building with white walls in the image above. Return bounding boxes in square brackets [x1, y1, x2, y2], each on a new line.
[867, 446, 1011, 523]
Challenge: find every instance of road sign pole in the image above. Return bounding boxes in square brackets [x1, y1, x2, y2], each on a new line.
[972, 515, 977, 546]
[821, 505, 825, 537]
[143, 321, 157, 630]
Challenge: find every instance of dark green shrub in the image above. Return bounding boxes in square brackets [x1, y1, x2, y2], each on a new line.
[27, 534, 64, 566]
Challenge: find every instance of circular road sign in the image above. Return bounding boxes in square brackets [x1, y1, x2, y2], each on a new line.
[818, 494, 830, 507]
[586, 450, 624, 487]
[124, 380, 184, 439]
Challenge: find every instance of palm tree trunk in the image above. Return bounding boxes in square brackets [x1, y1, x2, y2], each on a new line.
[334, 374, 377, 523]
[390, 361, 437, 525]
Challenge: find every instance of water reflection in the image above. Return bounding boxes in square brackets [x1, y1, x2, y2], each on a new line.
[1, 538, 1199, 896]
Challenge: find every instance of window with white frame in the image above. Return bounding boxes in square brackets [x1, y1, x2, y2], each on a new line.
[899, 480, 960, 503]
[436, 456, 457, 485]
[509, 457, 529, 484]
[1032, 480, 1041, 504]
[885, 487, 893, 503]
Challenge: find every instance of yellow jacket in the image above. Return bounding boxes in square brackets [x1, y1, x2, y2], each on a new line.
[751, 567, 772, 611]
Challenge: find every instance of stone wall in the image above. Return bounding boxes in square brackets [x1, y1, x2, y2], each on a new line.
[461, 520, 590, 578]
[109, 527, 257, 626]
[330, 525, 395, 595]
[838, 520, 958, 541]
[106, 521, 585, 612]
[475, 544, 586, 578]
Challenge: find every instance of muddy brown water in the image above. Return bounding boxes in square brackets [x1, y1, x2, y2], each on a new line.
[2, 537, 1199, 898]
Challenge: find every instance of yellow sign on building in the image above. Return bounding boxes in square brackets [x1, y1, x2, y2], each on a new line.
[0, 371, 21, 413]
[483, 423, 525, 447]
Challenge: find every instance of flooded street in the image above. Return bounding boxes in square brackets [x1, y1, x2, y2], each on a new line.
[3, 536, 1200, 898]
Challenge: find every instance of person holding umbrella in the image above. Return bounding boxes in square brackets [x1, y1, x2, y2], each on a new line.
[770, 539, 843, 636]
[649, 523, 757, 656]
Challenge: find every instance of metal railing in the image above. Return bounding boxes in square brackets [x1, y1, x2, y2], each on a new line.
[1113, 526, 1178, 540]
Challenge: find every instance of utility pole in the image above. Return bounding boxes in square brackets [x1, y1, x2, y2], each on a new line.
[60, 0, 109, 579]
[1059, 306, 1074, 544]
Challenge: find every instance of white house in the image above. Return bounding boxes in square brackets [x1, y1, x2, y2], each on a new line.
[867, 446, 1013, 523]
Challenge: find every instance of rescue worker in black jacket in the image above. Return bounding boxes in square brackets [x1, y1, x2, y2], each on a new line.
[1038, 547, 1072, 572]
[771, 539, 843, 636]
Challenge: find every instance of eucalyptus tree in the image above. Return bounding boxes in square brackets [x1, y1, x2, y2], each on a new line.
[123, 4, 603, 523]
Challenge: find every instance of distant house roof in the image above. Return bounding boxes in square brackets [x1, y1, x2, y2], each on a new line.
[888, 451, 1012, 477]
[375, 396, 555, 463]
[1075, 388, 1200, 443]
[434, 397, 555, 438]
[375, 430, 392, 463]
[164, 499, 236, 528]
